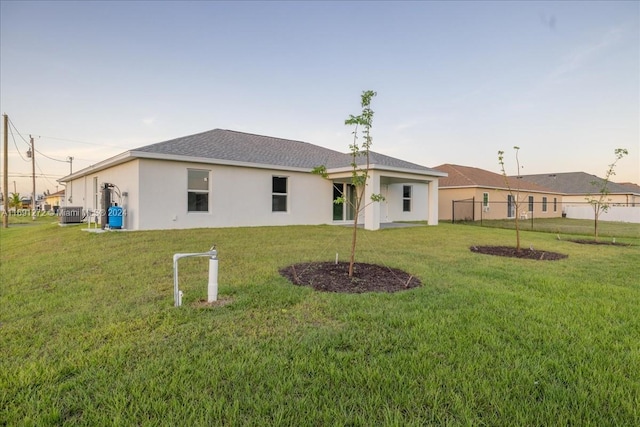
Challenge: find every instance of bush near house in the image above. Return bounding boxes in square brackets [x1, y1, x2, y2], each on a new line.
[1, 222, 639, 425]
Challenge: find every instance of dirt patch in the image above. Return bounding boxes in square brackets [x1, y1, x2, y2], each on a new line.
[470, 246, 568, 261]
[192, 296, 234, 308]
[279, 261, 421, 293]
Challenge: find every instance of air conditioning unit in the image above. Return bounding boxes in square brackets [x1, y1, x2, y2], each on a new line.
[59, 206, 83, 224]
[482, 206, 490, 213]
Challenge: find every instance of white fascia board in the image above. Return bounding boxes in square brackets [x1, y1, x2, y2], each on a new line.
[58, 151, 315, 183]
[326, 164, 447, 179]
[131, 151, 313, 173]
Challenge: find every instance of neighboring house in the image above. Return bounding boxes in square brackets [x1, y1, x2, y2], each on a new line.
[518, 172, 640, 207]
[58, 129, 446, 231]
[19, 197, 32, 210]
[42, 189, 65, 212]
[618, 182, 640, 192]
[434, 164, 563, 221]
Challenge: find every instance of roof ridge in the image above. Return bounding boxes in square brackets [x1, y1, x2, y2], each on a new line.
[219, 128, 327, 147]
[450, 164, 488, 185]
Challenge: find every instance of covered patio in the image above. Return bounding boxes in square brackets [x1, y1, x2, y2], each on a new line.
[327, 165, 445, 231]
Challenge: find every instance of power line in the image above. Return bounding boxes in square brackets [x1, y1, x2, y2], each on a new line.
[8, 125, 29, 162]
[35, 158, 60, 188]
[34, 148, 69, 163]
[34, 134, 131, 150]
[7, 120, 113, 163]
[7, 173, 64, 178]
[7, 118, 31, 147]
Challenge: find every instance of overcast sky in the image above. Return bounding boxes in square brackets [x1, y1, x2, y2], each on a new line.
[1, 0, 638, 195]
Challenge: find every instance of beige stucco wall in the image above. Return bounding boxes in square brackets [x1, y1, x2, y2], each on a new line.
[439, 187, 563, 221]
[42, 194, 64, 210]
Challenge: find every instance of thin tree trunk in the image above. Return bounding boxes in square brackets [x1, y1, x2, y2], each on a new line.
[515, 209, 521, 252]
[349, 219, 357, 277]
[349, 186, 365, 277]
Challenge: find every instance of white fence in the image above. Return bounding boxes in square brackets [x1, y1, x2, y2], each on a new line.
[565, 206, 640, 223]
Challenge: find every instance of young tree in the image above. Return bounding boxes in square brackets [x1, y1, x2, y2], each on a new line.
[313, 90, 384, 277]
[585, 148, 628, 242]
[498, 147, 525, 252]
[8, 192, 21, 211]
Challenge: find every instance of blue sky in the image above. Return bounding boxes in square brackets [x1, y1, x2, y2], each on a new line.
[1, 0, 638, 195]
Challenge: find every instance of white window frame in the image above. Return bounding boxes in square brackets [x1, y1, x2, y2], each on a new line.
[272, 176, 288, 213]
[187, 169, 210, 213]
[507, 195, 515, 218]
[93, 177, 99, 211]
[402, 185, 412, 212]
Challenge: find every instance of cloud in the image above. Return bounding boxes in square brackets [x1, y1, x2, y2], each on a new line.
[142, 117, 155, 126]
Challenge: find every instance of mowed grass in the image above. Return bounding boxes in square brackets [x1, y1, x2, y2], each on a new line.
[471, 217, 640, 240]
[1, 221, 639, 426]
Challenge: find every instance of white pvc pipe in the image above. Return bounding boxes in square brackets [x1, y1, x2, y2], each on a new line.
[173, 247, 218, 307]
[208, 257, 218, 302]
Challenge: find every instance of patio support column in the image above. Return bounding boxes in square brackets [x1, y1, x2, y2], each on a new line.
[364, 170, 381, 230]
[427, 179, 439, 225]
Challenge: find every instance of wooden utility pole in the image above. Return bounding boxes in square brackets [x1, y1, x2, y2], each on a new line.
[30, 135, 36, 219]
[2, 114, 8, 228]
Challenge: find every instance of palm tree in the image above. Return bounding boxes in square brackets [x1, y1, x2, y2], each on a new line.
[9, 193, 22, 211]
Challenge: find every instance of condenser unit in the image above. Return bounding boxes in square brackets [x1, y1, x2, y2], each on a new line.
[59, 207, 83, 224]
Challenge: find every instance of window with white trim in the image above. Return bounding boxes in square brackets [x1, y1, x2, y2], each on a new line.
[542, 197, 548, 212]
[483, 192, 489, 207]
[402, 185, 412, 212]
[272, 176, 288, 212]
[188, 169, 209, 212]
[528, 196, 534, 212]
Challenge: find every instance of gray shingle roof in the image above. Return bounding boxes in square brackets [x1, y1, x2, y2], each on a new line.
[132, 129, 437, 173]
[519, 172, 640, 195]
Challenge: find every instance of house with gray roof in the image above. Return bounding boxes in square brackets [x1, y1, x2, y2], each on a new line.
[59, 129, 446, 230]
[434, 164, 564, 221]
[518, 172, 640, 207]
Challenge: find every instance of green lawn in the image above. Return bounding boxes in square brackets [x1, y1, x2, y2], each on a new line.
[1, 222, 639, 426]
[467, 217, 640, 239]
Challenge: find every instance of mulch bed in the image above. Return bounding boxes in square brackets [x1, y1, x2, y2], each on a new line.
[568, 239, 632, 246]
[279, 261, 421, 294]
[470, 246, 568, 260]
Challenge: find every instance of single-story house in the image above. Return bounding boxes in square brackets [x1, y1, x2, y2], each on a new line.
[58, 129, 446, 231]
[19, 197, 33, 210]
[434, 164, 564, 221]
[518, 172, 640, 207]
[42, 189, 65, 212]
